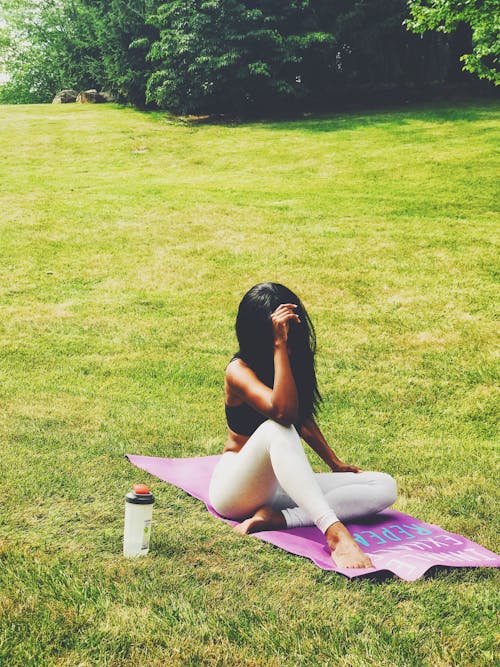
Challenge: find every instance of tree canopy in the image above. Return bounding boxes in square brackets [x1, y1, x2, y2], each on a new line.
[406, 0, 499, 85]
[145, 1, 339, 113]
[0, 0, 157, 105]
[0, 0, 496, 111]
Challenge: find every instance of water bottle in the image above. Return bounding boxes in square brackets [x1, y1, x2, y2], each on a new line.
[123, 483, 155, 557]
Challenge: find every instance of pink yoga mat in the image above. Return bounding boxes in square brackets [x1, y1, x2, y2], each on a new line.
[126, 454, 500, 581]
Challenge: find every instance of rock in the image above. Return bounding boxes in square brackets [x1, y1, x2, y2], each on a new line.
[52, 89, 78, 104]
[76, 89, 103, 104]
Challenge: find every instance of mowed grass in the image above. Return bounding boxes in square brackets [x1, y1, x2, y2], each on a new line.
[0, 100, 498, 666]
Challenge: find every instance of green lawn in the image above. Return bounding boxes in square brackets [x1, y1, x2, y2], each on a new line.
[0, 101, 498, 666]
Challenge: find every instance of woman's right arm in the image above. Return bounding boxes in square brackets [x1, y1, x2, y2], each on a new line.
[227, 304, 300, 425]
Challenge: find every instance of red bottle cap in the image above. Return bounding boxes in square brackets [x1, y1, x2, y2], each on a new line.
[132, 483, 150, 495]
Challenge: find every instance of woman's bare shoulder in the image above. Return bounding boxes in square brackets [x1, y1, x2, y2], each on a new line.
[225, 358, 246, 405]
[225, 357, 258, 388]
[226, 357, 249, 380]
[225, 357, 274, 415]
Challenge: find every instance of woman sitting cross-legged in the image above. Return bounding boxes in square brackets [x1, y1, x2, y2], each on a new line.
[209, 282, 397, 569]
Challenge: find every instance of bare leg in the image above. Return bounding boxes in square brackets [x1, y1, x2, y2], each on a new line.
[325, 522, 374, 569]
[235, 510, 373, 569]
[234, 505, 286, 535]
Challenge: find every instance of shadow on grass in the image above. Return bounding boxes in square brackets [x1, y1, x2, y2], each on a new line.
[310, 563, 498, 586]
[130, 98, 499, 137]
[253, 101, 499, 133]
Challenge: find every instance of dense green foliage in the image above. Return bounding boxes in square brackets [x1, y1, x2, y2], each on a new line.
[0, 0, 496, 110]
[407, 0, 500, 84]
[86, 0, 158, 106]
[0, 0, 157, 105]
[146, 0, 452, 114]
[0, 0, 103, 103]
[146, 0, 336, 113]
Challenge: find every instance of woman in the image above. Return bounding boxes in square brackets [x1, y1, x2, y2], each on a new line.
[209, 283, 397, 568]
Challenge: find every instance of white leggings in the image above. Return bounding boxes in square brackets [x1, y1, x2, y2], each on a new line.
[209, 420, 397, 534]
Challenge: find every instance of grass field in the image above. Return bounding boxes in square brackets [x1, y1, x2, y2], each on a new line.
[0, 100, 498, 666]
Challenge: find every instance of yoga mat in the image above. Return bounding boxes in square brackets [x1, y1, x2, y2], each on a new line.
[126, 454, 500, 581]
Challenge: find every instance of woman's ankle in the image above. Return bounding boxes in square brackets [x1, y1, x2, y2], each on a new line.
[325, 521, 349, 545]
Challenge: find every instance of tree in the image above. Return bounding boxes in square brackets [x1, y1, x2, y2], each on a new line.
[406, 0, 499, 84]
[146, 0, 336, 114]
[146, 0, 459, 114]
[1, 0, 490, 109]
[0, 0, 105, 103]
[0, 0, 159, 105]
[319, 0, 451, 89]
[77, 0, 159, 106]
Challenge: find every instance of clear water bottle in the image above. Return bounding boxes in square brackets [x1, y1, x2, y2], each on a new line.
[123, 483, 155, 557]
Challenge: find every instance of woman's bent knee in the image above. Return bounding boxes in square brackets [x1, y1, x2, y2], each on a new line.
[209, 479, 244, 519]
[378, 472, 397, 506]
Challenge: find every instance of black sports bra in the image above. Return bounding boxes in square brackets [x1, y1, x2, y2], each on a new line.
[225, 402, 267, 436]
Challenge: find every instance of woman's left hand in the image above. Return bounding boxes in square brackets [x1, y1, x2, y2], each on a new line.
[330, 461, 361, 473]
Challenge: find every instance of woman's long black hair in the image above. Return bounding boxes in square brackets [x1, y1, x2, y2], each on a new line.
[234, 282, 321, 424]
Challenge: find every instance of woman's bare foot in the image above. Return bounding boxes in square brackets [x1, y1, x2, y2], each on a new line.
[234, 505, 287, 535]
[326, 521, 374, 569]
